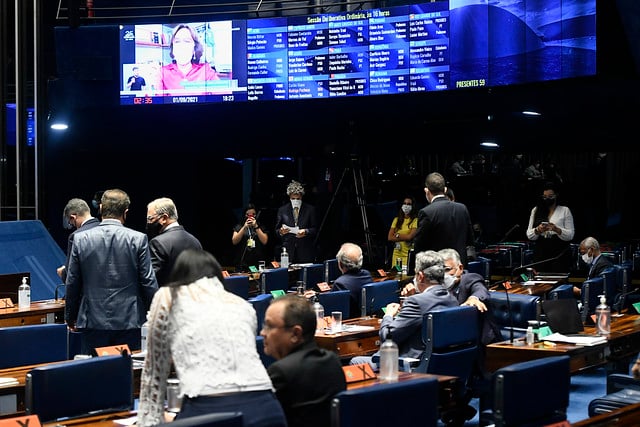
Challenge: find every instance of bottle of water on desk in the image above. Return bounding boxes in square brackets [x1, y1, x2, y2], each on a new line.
[379, 335, 399, 381]
[18, 276, 30, 309]
[313, 297, 324, 332]
[596, 295, 611, 335]
[281, 247, 289, 269]
[140, 311, 150, 352]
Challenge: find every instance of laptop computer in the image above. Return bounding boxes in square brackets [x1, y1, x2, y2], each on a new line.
[542, 299, 584, 334]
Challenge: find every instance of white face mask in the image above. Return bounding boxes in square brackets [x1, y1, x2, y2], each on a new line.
[401, 204, 412, 214]
[582, 252, 593, 265]
[291, 199, 302, 209]
[443, 274, 457, 290]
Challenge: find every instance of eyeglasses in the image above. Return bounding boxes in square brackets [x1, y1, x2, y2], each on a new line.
[261, 323, 293, 332]
[146, 213, 163, 222]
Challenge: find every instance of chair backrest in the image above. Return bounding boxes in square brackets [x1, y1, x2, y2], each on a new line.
[248, 293, 273, 334]
[547, 283, 574, 300]
[25, 354, 133, 422]
[416, 305, 479, 382]
[324, 258, 340, 283]
[160, 412, 243, 427]
[330, 376, 439, 427]
[299, 263, 325, 290]
[599, 266, 618, 305]
[260, 267, 289, 294]
[224, 275, 250, 299]
[581, 276, 605, 324]
[490, 355, 570, 427]
[0, 323, 68, 369]
[467, 256, 491, 282]
[489, 292, 540, 338]
[360, 279, 399, 316]
[318, 290, 351, 319]
[255, 335, 276, 368]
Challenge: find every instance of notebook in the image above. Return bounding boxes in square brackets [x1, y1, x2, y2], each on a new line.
[542, 299, 584, 334]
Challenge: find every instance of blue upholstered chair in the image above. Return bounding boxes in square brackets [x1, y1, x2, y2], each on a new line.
[580, 276, 605, 324]
[248, 293, 273, 335]
[224, 275, 250, 299]
[588, 373, 640, 416]
[255, 335, 276, 369]
[360, 279, 399, 317]
[481, 355, 571, 427]
[260, 267, 289, 294]
[160, 412, 243, 427]
[324, 258, 340, 283]
[0, 323, 68, 369]
[25, 354, 133, 422]
[298, 263, 325, 290]
[318, 290, 351, 319]
[489, 292, 540, 341]
[599, 266, 618, 306]
[547, 283, 575, 300]
[330, 376, 439, 427]
[466, 256, 491, 282]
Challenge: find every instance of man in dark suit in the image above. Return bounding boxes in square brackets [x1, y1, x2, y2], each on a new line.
[574, 236, 614, 296]
[262, 294, 346, 427]
[331, 242, 373, 318]
[414, 172, 476, 265]
[56, 198, 100, 283]
[145, 197, 202, 286]
[275, 180, 318, 264]
[65, 189, 158, 354]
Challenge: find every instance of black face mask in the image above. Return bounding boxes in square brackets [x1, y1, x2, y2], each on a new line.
[542, 197, 556, 207]
[145, 221, 162, 239]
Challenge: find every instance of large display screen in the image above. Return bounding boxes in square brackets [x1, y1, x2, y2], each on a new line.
[119, 0, 596, 106]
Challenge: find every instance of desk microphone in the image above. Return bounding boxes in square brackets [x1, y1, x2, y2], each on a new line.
[498, 224, 520, 243]
[511, 246, 571, 280]
[612, 287, 639, 316]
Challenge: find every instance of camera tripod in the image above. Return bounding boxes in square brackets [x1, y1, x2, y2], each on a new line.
[316, 158, 374, 264]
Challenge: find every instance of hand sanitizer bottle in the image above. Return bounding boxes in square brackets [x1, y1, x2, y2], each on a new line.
[281, 247, 289, 269]
[18, 276, 30, 309]
[379, 335, 399, 381]
[596, 295, 611, 335]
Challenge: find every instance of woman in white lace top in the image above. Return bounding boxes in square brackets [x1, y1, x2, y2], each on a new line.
[137, 249, 286, 427]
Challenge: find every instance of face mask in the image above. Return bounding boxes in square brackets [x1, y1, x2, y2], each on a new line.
[145, 221, 162, 239]
[542, 197, 556, 207]
[582, 252, 593, 265]
[291, 199, 302, 209]
[401, 204, 412, 214]
[443, 274, 457, 290]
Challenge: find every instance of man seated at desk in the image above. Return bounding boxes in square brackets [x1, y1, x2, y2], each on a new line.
[350, 250, 458, 366]
[261, 294, 346, 427]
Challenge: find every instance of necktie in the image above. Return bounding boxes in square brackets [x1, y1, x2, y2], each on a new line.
[293, 207, 299, 224]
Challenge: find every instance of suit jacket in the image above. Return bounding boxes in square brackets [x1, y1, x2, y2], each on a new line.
[451, 271, 500, 345]
[268, 340, 346, 427]
[588, 255, 614, 280]
[332, 269, 373, 318]
[379, 284, 458, 359]
[275, 202, 318, 264]
[65, 219, 158, 330]
[414, 196, 475, 265]
[150, 225, 202, 286]
[60, 217, 100, 283]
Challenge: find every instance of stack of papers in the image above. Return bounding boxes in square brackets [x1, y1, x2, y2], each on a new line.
[0, 377, 19, 387]
[543, 333, 607, 346]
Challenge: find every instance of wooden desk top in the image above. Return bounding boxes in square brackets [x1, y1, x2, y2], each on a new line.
[0, 299, 65, 315]
[346, 371, 456, 390]
[489, 280, 557, 296]
[572, 401, 640, 426]
[486, 312, 640, 374]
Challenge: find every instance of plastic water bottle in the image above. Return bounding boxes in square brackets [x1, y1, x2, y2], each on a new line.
[313, 298, 324, 332]
[281, 247, 289, 269]
[379, 336, 399, 381]
[526, 326, 535, 345]
[140, 311, 150, 352]
[596, 295, 611, 335]
[18, 276, 30, 309]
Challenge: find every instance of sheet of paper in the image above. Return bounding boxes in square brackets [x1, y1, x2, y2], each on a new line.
[543, 333, 607, 346]
[283, 225, 300, 234]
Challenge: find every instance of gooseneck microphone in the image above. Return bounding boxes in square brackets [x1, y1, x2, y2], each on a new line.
[511, 245, 571, 279]
[54, 283, 67, 301]
[498, 224, 520, 243]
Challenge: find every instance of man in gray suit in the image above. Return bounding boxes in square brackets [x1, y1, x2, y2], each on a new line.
[413, 172, 476, 265]
[65, 189, 158, 354]
[56, 198, 100, 283]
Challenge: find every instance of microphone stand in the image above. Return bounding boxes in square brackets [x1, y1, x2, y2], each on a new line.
[612, 288, 639, 317]
[511, 245, 572, 279]
[498, 224, 520, 244]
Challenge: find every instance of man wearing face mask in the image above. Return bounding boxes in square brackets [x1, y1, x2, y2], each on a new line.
[146, 197, 202, 286]
[573, 237, 613, 296]
[275, 180, 318, 264]
[526, 181, 575, 273]
[350, 250, 458, 368]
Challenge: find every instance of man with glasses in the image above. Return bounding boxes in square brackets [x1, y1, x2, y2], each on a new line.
[146, 197, 202, 286]
[261, 294, 346, 427]
[57, 198, 99, 283]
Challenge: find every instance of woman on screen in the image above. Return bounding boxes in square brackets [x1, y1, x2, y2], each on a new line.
[159, 24, 219, 93]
